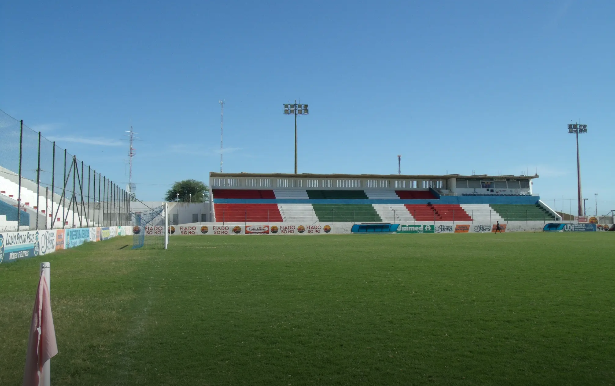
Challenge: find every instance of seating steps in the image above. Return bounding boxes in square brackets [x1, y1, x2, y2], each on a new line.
[273, 190, 309, 199]
[431, 204, 472, 221]
[364, 190, 400, 199]
[278, 204, 318, 223]
[212, 189, 276, 199]
[490, 204, 556, 221]
[306, 190, 368, 199]
[460, 204, 503, 222]
[404, 204, 440, 221]
[312, 204, 381, 222]
[214, 203, 283, 222]
[395, 190, 437, 199]
[371, 204, 415, 222]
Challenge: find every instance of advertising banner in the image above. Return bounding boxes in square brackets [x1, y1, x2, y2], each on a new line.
[435, 225, 454, 234]
[563, 223, 596, 232]
[245, 225, 269, 235]
[100, 227, 111, 241]
[455, 224, 470, 233]
[66, 228, 91, 249]
[56, 230, 65, 250]
[398, 225, 435, 234]
[492, 224, 507, 233]
[37, 230, 56, 256]
[0, 231, 42, 263]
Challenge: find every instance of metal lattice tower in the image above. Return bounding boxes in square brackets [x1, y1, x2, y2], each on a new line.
[127, 127, 137, 197]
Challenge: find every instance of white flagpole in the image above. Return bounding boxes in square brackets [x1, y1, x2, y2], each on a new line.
[40, 262, 51, 386]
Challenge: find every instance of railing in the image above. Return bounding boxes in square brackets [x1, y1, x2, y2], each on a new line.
[0, 109, 130, 230]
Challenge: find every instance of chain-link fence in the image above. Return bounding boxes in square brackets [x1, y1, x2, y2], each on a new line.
[0, 109, 130, 231]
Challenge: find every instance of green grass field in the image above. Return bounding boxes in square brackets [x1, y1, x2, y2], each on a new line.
[1, 233, 614, 385]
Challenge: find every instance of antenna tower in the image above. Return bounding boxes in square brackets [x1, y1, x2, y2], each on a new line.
[398, 155, 401, 175]
[127, 127, 137, 197]
[219, 100, 224, 172]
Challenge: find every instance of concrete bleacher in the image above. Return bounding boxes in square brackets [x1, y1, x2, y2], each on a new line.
[0, 172, 98, 229]
[490, 204, 556, 221]
[213, 203, 283, 223]
[431, 204, 472, 221]
[312, 204, 382, 222]
[460, 204, 504, 223]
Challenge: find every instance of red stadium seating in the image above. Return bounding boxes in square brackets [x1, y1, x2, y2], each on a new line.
[212, 189, 276, 199]
[214, 203, 282, 222]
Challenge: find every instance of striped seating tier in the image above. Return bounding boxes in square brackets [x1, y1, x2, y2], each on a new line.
[312, 204, 382, 222]
[306, 190, 368, 199]
[212, 189, 276, 199]
[214, 204, 283, 222]
[395, 190, 437, 199]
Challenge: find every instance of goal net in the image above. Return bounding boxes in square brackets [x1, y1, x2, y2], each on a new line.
[132, 203, 168, 250]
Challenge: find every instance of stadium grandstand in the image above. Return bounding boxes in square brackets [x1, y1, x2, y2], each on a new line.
[209, 172, 561, 224]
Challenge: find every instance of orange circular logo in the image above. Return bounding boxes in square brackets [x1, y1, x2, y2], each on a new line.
[323, 225, 331, 233]
[168, 226, 175, 234]
[200, 226, 209, 234]
[133, 226, 140, 234]
[233, 226, 242, 234]
[271, 225, 278, 233]
[297, 225, 305, 233]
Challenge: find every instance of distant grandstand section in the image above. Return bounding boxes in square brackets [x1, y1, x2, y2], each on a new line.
[209, 172, 560, 223]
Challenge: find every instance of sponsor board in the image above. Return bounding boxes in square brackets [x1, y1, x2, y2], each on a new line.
[435, 225, 454, 234]
[145, 226, 164, 235]
[180, 225, 198, 235]
[563, 223, 596, 232]
[100, 227, 111, 241]
[56, 230, 65, 250]
[398, 225, 435, 234]
[589, 217, 598, 224]
[492, 224, 507, 233]
[96, 227, 101, 241]
[473, 225, 493, 233]
[1, 231, 39, 262]
[455, 224, 470, 233]
[37, 230, 56, 256]
[245, 225, 269, 235]
[577, 216, 588, 223]
[67, 228, 91, 249]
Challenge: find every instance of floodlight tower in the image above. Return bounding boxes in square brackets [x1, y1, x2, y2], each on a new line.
[284, 100, 309, 174]
[568, 122, 588, 216]
[398, 155, 401, 175]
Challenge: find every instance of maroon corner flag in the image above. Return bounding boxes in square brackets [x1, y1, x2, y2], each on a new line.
[23, 265, 58, 386]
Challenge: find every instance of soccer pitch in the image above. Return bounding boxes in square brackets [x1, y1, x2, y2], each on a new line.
[1, 233, 614, 385]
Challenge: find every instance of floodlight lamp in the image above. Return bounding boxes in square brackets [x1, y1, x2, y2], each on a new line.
[569, 128, 573, 133]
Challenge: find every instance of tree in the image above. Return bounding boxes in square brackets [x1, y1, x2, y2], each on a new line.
[165, 179, 209, 202]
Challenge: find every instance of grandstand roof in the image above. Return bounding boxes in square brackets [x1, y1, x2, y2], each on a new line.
[209, 172, 538, 180]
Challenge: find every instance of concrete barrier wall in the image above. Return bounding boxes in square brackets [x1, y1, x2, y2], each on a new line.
[0, 225, 133, 264]
[144, 221, 613, 236]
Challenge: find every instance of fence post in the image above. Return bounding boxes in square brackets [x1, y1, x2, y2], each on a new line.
[51, 142, 55, 229]
[45, 187, 49, 229]
[17, 120, 23, 229]
[453, 209, 455, 224]
[87, 166, 90, 226]
[103, 176, 106, 227]
[36, 131, 41, 230]
[72, 157, 76, 227]
[63, 149, 66, 229]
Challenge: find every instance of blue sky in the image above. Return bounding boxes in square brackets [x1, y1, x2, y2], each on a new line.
[1, 0, 613, 215]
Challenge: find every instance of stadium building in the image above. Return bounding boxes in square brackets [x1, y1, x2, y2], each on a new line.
[208, 172, 561, 228]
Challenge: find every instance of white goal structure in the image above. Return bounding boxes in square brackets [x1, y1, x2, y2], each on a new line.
[132, 202, 169, 250]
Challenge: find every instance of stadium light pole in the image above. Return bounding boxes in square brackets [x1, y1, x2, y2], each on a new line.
[568, 122, 587, 216]
[284, 101, 309, 174]
[595, 193, 598, 216]
[583, 198, 588, 216]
